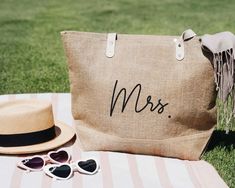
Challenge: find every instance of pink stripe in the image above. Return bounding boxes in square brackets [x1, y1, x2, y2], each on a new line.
[72, 121, 83, 187]
[191, 161, 212, 188]
[40, 94, 58, 188]
[72, 145, 83, 188]
[8, 94, 16, 100]
[184, 161, 202, 188]
[7, 95, 24, 188]
[202, 161, 228, 188]
[67, 93, 83, 188]
[10, 156, 25, 188]
[51, 93, 59, 118]
[126, 154, 144, 188]
[100, 152, 114, 188]
[192, 161, 228, 188]
[30, 93, 37, 99]
[154, 157, 174, 188]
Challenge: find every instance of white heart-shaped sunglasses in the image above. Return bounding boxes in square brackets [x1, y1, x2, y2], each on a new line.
[17, 148, 71, 172]
[43, 159, 99, 180]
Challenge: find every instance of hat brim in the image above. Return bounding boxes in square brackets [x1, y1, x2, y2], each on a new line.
[0, 120, 75, 154]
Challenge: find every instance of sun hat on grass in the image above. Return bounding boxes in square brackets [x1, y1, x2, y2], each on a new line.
[0, 99, 75, 154]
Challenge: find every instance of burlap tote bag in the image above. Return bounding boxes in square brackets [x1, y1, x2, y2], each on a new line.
[61, 29, 216, 160]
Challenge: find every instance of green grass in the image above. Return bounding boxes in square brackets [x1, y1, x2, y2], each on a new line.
[0, 0, 234, 187]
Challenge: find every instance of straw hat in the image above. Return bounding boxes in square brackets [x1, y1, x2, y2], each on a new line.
[0, 99, 75, 154]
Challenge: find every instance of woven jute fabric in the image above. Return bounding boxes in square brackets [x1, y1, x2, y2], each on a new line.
[61, 31, 217, 160]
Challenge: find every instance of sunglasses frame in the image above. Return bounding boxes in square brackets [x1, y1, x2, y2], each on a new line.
[43, 163, 74, 180]
[76, 159, 99, 175]
[43, 158, 99, 180]
[17, 155, 45, 172]
[17, 148, 71, 172]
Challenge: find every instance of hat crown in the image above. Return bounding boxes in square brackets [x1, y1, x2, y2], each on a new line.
[0, 100, 54, 134]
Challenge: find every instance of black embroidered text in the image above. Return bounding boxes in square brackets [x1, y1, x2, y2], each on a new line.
[110, 80, 169, 116]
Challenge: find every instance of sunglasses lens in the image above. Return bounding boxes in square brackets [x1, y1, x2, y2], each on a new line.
[78, 159, 97, 173]
[49, 165, 71, 179]
[22, 157, 44, 170]
[49, 150, 69, 163]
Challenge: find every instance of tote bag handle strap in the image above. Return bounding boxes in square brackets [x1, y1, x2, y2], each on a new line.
[105, 29, 196, 60]
[106, 33, 117, 58]
[182, 29, 196, 41]
[174, 29, 197, 61]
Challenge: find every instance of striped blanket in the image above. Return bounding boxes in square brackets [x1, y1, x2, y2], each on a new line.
[0, 93, 228, 188]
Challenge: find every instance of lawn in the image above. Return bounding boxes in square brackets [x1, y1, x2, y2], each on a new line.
[0, 0, 234, 187]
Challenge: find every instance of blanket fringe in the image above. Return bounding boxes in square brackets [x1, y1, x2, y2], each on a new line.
[213, 49, 235, 133]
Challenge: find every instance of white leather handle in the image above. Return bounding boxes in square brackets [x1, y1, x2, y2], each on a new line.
[105, 30, 196, 60]
[182, 29, 196, 41]
[106, 33, 117, 58]
[174, 29, 196, 61]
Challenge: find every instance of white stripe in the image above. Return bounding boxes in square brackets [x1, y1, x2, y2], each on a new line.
[56, 93, 73, 127]
[20, 171, 44, 188]
[164, 158, 195, 188]
[14, 93, 31, 99]
[0, 95, 8, 102]
[81, 151, 103, 188]
[56, 94, 73, 155]
[109, 152, 134, 188]
[36, 93, 53, 100]
[135, 154, 163, 188]
[51, 177, 73, 188]
[0, 95, 26, 188]
[0, 156, 18, 188]
[0, 95, 18, 188]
